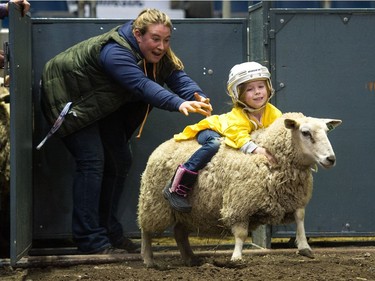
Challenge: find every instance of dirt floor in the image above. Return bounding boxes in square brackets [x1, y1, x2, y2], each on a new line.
[1, 239, 375, 281]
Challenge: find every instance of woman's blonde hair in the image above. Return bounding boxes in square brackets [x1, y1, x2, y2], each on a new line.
[132, 8, 184, 70]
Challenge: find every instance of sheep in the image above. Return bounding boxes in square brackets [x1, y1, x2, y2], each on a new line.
[0, 89, 10, 257]
[0, 91, 10, 183]
[137, 112, 342, 267]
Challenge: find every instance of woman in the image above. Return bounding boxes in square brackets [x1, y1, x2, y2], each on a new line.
[39, 8, 212, 254]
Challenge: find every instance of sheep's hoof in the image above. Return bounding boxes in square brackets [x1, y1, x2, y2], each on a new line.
[297, 248, 315, 259]
[185, 256, 204, 267]
[145, 262, 157, 268]
[143, 259, 157, 268]
[145, 262, 169, 270]
[214, 258, 247, 269]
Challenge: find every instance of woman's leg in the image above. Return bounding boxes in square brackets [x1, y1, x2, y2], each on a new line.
[98, 107, 139, 252]
[62, 123, 111, 253]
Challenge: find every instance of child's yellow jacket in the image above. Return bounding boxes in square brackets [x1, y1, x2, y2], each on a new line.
[174, 103, 282, 149]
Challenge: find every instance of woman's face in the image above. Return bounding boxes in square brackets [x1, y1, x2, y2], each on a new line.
[240, 80, 268, 109]
[134, 23, 171, 63]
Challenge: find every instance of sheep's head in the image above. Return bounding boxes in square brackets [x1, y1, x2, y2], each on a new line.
[284, 116, 342, 169]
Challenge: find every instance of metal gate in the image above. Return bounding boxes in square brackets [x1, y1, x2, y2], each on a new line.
[8, 3, 33, 265]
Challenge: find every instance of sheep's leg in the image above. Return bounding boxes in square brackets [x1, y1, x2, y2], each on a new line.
[174, 222, 200, 266]
[231, 222, 248, 261]
[294, 208, 314, 258]
[141, 230, 155, 267]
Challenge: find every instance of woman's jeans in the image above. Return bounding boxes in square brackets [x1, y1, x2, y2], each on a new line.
[183, 129, 221, 172]
[62, 110, 132, 253]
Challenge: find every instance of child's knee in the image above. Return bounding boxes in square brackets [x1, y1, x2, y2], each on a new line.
[211, 138, 221, 151]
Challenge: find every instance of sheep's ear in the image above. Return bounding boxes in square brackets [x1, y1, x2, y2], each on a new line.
[324, 119, 342, 132]
[284, 118, 299, 129]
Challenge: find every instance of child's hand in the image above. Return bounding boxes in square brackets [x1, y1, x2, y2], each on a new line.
[253, 147, 277, 166]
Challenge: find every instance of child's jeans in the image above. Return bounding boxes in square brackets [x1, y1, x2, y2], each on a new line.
[183, 129, 221, 172]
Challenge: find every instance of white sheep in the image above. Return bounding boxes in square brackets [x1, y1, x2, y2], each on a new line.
[137, 112, 342, 267]
[0, 91, 10, 184]
[0, 90, 10, 257]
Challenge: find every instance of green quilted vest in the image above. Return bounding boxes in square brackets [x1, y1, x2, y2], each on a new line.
[41, 25, 174, 137]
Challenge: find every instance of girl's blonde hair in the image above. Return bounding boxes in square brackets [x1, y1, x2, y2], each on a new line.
[132, 8, 184, 70]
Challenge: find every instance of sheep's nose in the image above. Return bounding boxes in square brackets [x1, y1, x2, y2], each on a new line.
[327, 155, 336, 166]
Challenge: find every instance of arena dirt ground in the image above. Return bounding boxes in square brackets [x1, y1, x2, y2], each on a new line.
[1, 238, 375, 281]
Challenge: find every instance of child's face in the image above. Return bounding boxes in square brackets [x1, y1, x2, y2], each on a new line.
[240, 80, 268, 109]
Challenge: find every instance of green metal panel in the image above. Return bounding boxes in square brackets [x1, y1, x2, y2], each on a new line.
[8, 3, 33, 265]
[248, 2, 267, 64]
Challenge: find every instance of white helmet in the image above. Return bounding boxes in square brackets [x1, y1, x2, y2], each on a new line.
[226, 62, 274, 110]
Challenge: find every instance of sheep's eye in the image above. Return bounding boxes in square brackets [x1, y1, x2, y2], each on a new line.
[301, 130, 311, 138]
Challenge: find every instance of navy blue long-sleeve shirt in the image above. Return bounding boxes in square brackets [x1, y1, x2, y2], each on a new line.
[100, 21, 206, 113]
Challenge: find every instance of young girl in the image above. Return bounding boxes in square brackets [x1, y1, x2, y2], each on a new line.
[163, 62, 282, 213]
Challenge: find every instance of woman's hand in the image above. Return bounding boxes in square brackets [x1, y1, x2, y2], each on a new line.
[179, 92, 213, 117]
[253, 146, 278, 166]
[8, 0, 30, 16]
[194, 92, 212, 110]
